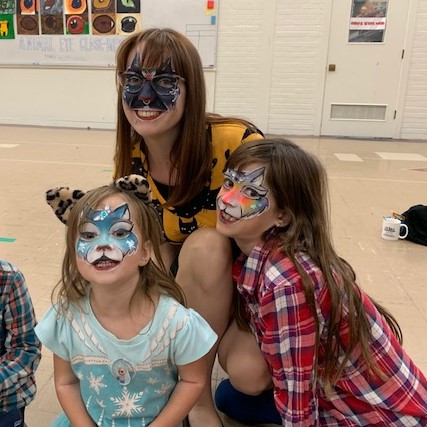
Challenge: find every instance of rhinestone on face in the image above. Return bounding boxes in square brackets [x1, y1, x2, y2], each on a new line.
[93, 205, 111, 221]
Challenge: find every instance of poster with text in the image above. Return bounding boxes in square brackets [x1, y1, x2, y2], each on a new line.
[349, 0, 388, 43]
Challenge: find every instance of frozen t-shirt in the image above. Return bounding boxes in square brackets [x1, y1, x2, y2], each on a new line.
[35, 294, 217, 426]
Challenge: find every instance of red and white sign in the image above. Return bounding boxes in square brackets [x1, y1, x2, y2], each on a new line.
[349, 17, 386, 31]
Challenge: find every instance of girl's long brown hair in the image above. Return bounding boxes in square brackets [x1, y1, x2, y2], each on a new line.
[227, 137, 402, 392]
[114, 28, 259, 207]
[52, 185, 185, 313]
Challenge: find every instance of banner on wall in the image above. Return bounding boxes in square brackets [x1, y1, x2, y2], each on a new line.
[0, 0, 219, 67]
[348, 0, 388, 43]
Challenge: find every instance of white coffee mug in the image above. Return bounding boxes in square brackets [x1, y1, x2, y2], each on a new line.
[381, 217, 409, 241]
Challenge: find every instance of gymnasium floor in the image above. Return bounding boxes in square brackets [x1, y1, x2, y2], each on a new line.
[1, 125, 426, 427]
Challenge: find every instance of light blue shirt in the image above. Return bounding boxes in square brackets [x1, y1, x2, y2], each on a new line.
[35, 294, 217, 426]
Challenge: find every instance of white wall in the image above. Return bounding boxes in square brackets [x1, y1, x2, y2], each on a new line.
[214, 0, 330, 136]
[268, 1, 330, 136]
[400, 0, 427, 140]
[213, 1, 275, 133]
[0, 65, 216, 129]
[0, 66, 117, 129]
[2, 0, 427, 139]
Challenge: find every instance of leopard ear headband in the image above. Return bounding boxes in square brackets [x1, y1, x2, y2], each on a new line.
[45, 174, 152, 225]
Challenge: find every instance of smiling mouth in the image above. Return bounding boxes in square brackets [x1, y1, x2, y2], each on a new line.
[135, 110, 163, 119]
[219, 210, 239, 223]
[93, 255, 119, 270]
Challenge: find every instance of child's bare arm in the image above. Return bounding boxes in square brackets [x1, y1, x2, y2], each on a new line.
[53, 354, 96, 427]
[149, 356, 207, 427]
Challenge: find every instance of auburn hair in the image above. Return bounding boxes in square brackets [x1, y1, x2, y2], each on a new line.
[114, 28, 258, 206]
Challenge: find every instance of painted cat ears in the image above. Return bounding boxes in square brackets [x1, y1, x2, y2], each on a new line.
[46, 174, 151, 225]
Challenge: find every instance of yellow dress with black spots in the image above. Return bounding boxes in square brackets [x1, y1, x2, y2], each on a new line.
[130, 122, 263, 244]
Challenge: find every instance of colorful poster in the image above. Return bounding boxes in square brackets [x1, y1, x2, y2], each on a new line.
[16, 0, 39, 34]
[0, 0, 15, 38]
[116, 13, 139, 35]
[40, 0, 63, 34]
[0, 0, 219, 68]
[349, 0, 388, 43]
[1, 0, 143, 36]
[0, 13, 14, 38]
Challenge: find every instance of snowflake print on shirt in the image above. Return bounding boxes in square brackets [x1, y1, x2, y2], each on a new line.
[89, 372, 108, 394]
[35, 294, 218, 426]
[110, 386, 144, 418]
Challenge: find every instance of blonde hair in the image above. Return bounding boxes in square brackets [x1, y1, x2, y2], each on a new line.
[52, 185, 185, 313]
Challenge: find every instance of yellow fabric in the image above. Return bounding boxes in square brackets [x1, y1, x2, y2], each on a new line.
[131, 122, 263, 243]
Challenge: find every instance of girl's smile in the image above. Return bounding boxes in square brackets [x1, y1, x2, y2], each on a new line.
[76, 194, 151, 289]
[216, 163, 284, 255]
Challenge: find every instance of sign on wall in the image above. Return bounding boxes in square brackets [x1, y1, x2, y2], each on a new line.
[0, 0, 218, 67]
[348, 0, 388, 43]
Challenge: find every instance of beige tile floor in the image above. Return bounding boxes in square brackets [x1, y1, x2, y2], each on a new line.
[1, 125, 427, 427]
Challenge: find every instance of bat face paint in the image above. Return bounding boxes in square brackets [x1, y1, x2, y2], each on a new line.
[76, 203, 139, 265]
[217, 167, 270, 221]
[120, 54, 183, 111]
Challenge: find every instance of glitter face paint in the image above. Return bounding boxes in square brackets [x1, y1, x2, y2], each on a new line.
[76, 203, 139, 265]
[120, 55, 183, 111]
[216, 166, 270, 220]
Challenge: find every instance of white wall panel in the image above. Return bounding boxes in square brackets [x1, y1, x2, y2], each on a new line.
[268, 1, 330, 135]
[400, 0, 427, 140]
[213, 1, 274, 133]
[1, 1, 427, 140]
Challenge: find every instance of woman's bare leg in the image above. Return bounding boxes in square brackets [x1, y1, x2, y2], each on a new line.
[176, 228, 233, 427]
[218, 319, 272, 395]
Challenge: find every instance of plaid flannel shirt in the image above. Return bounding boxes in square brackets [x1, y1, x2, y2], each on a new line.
[233, 239, 427, 426]
[0, 260, 41, 414]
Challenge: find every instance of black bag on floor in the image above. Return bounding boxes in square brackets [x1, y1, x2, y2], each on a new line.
[401, 205, 427, 246]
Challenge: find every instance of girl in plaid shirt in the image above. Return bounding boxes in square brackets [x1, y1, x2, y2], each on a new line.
[215, 137, 427, 426]
[0, 260, 41, 427]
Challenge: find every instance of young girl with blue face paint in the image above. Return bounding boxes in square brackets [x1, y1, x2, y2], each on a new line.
[215, 138, 427, 426]
[36, 175, 217, 427]
[114, 28, 266, 427]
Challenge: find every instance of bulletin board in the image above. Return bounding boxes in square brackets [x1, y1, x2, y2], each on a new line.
[0, 0, 218, 68]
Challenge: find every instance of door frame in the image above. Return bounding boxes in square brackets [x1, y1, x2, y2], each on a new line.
[317, 0, 419, 139]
